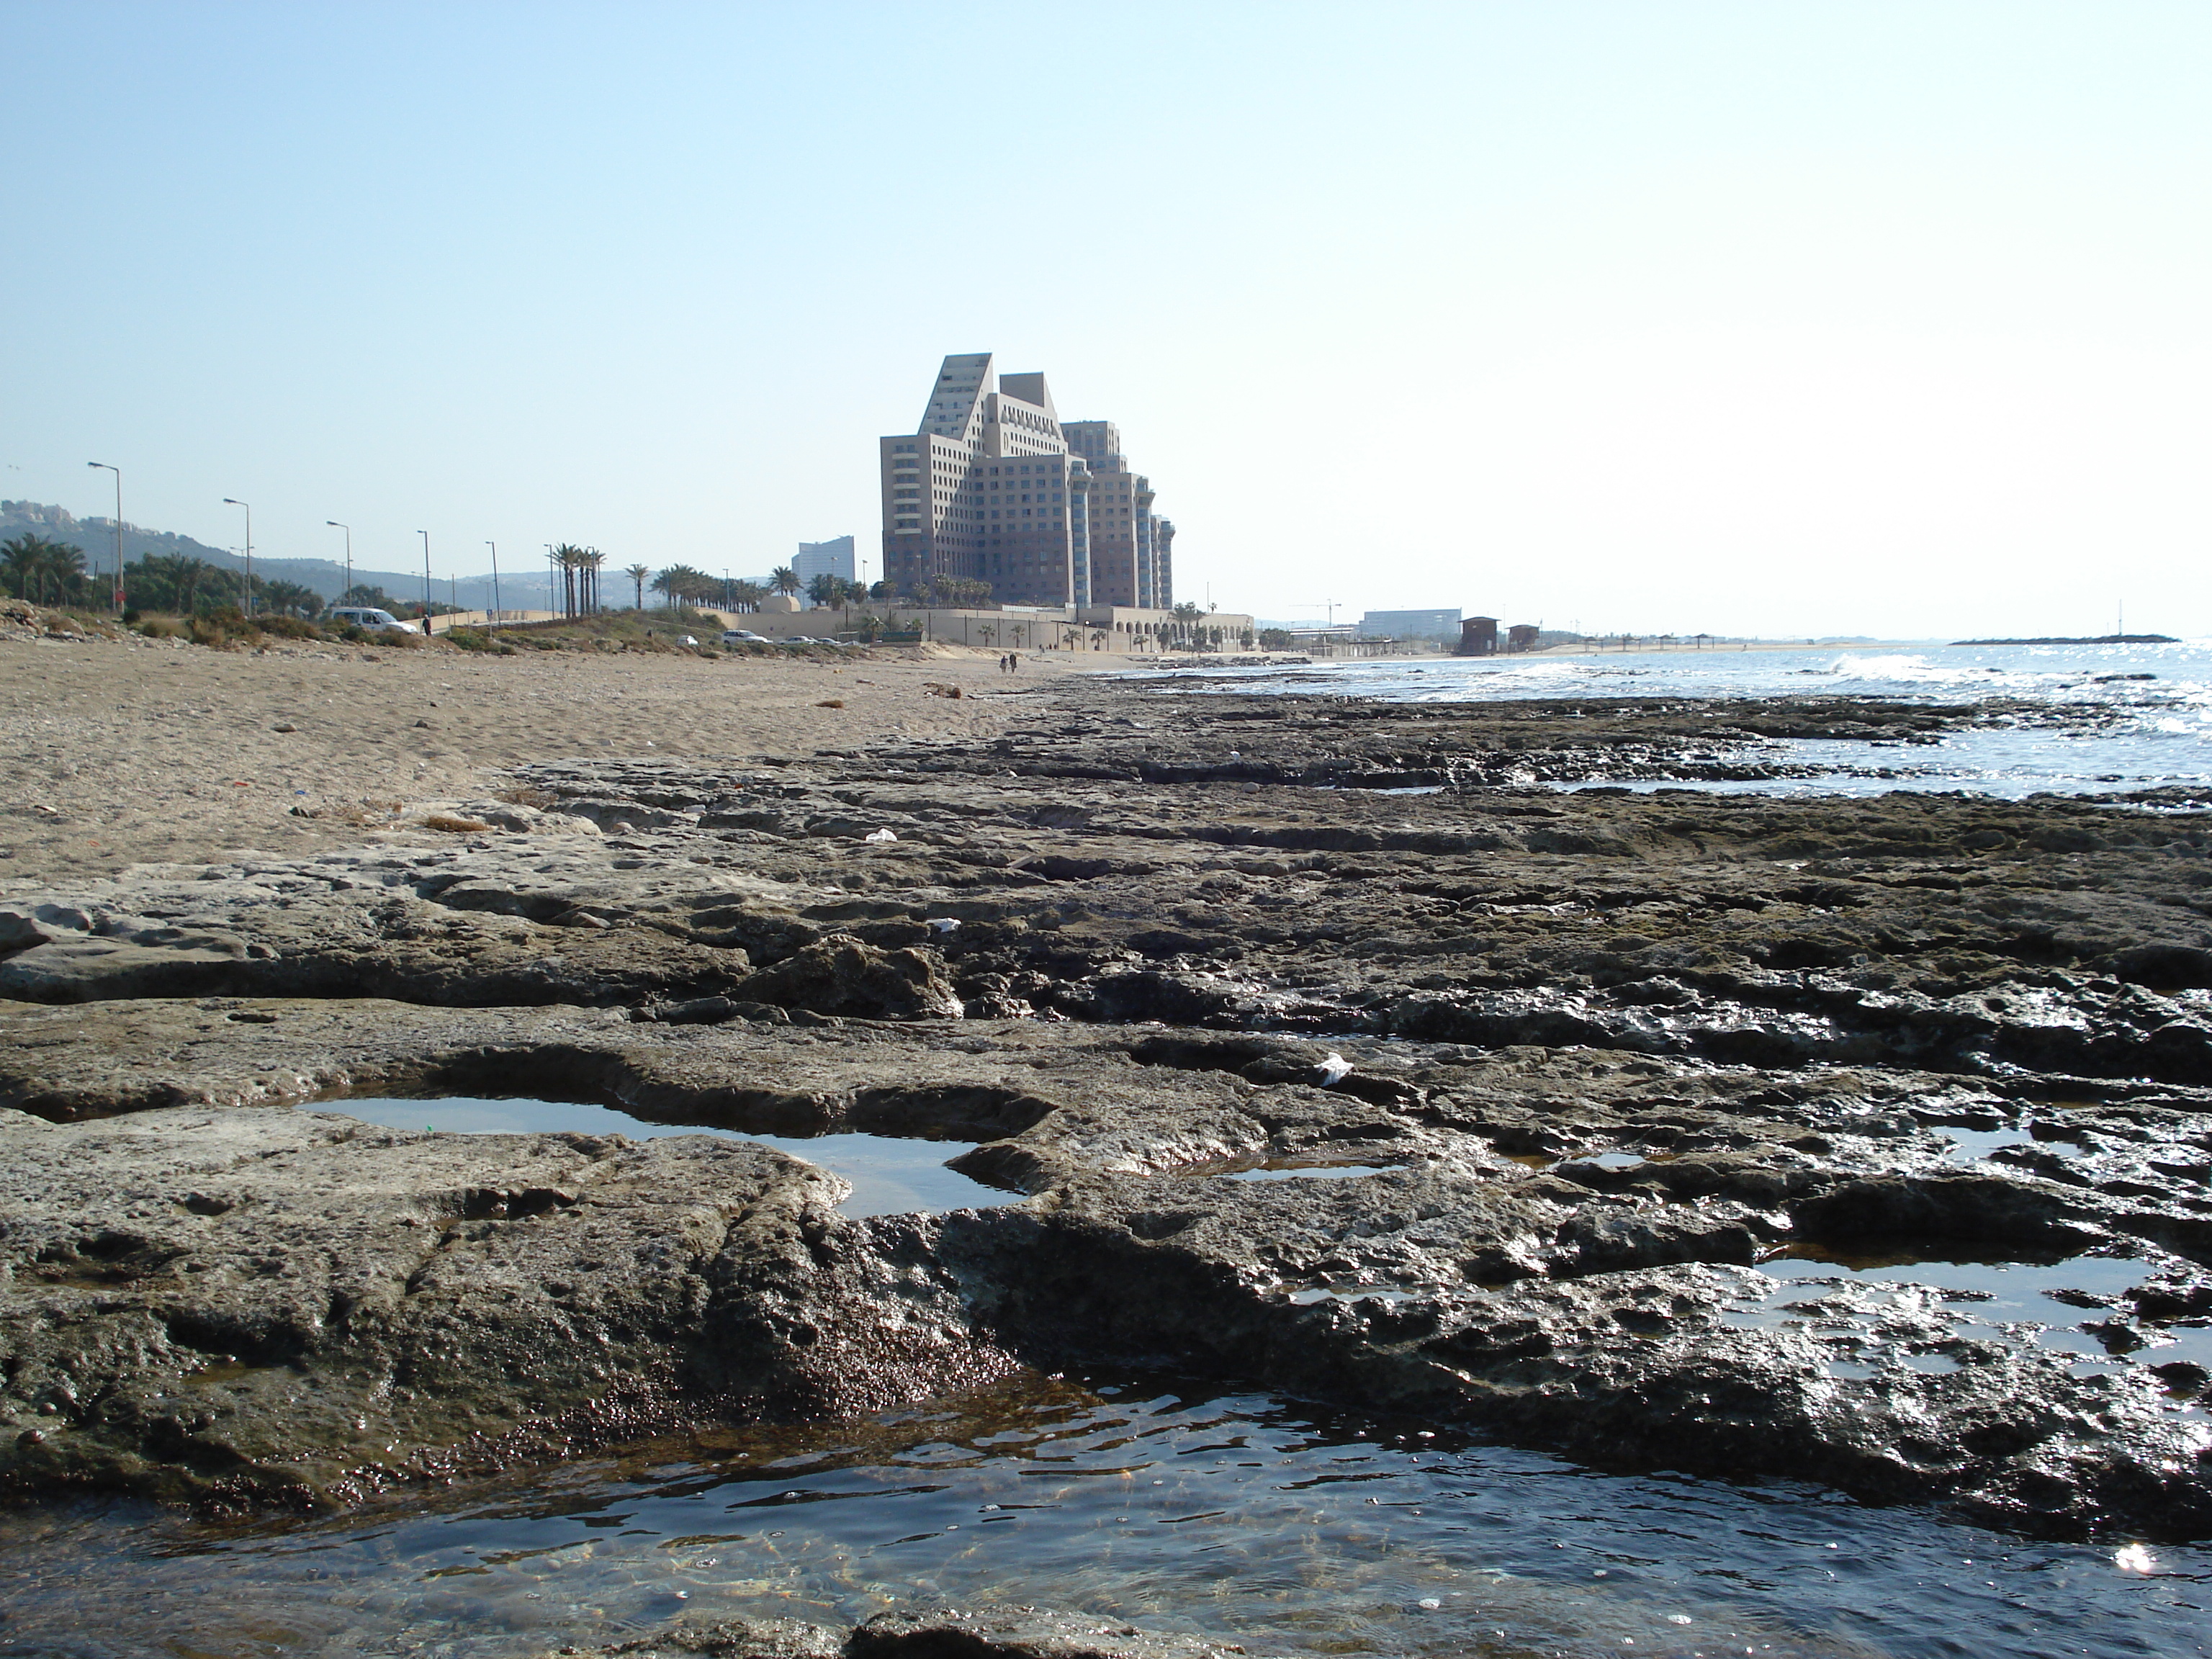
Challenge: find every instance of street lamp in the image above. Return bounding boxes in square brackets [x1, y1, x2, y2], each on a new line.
[86, 463, 122, 610]
[222, 498, 253, 615]
[418, 530, 431, 634]
[486, 541, 501, 630]
[327, 521, 351, 606]
[544, 544, 557, 619]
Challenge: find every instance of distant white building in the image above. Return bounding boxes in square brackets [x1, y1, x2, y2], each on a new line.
[794, 536, 855, 585]
[1358, 607, 1461, 642]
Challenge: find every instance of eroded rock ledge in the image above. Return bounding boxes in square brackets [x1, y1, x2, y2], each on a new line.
[0, 683, 2208, 1543]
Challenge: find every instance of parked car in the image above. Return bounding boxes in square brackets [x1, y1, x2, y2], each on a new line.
[328, 606, 413, 634]
[721, 629, 767, 644]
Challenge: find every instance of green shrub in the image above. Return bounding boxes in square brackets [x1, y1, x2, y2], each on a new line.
[444, 627, 515, 655]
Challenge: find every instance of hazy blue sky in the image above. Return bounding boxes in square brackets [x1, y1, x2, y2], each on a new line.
[6, 1, 2208, 637]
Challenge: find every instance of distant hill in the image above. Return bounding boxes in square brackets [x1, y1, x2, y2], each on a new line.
[1, 500, 559, 611]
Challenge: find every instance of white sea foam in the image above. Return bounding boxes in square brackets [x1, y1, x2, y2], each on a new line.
[1827, 653, 1986, 685]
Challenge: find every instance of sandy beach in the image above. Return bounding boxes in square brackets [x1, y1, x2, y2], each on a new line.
[0, 631, 1077, 882]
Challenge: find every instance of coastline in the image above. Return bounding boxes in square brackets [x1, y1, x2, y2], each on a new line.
[1, 629, 2208, 1649]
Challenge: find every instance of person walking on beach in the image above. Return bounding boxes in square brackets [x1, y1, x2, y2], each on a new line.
[1009, 652, 1019, 673]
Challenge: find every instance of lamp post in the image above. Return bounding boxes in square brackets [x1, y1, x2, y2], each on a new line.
[327, 521, 351, 607]
[86, 462, 122, 610]
[222, 498, 253, 615]
[544, 544, 557, 619]
[418, 530, 432, 634]
[486, 541, 501, 630]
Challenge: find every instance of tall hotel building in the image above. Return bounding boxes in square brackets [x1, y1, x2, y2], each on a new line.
[880, 354, 1174, 610]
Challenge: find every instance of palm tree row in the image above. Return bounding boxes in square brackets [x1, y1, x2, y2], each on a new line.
[549, 544, 607, 618]
[1, 534, 90, 606]
[649, 564, 721, 610]
[119, 554, 285, 616]
[806, 572, 869, 611]
[125, 552, 220, 614]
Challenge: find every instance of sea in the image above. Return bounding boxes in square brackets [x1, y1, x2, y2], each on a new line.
[1136, 639, 2212, 799]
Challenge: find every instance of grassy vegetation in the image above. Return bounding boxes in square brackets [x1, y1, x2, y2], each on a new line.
[125, 606, 426, 651]
[495, 609, 863, 659]
[42, 598, 881, 659]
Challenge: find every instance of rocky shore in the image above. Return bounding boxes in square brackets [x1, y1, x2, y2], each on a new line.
[1, 668, 2208, 1586]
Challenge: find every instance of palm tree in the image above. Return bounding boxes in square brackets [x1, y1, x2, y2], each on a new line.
[806, 572, 863, 612]
[339, 580, 396, 611]
[652, 564, 714, 613]
[172, 557, 216, 614]
[1, 534, 86, 605]
[582, 547, 606, 613]
[261, 580, 322, 619]
[727, 579, 764, 613]
[770, 565, 800, 599]
[625, 563, 652, 611]
[46, 542, 86, 606]
[550, 544, 589, 618]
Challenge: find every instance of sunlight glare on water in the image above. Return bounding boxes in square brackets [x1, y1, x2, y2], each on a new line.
[1139, 640, 2212, 798]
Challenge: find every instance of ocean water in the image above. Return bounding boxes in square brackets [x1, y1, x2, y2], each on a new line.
[3, 1372, 2206, 1659]
[1138, 640, 2212, 798]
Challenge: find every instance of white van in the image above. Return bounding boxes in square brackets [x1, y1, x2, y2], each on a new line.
[328, 606, 415, 634]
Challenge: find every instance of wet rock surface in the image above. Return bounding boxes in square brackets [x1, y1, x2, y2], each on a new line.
[541, 1607, 1267, 1659]
[0, 1102, 1012, 1509]
[1, 680, 2210, 1545]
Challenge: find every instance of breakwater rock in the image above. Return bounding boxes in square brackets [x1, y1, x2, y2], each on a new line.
[1, 685, 2208, 1544]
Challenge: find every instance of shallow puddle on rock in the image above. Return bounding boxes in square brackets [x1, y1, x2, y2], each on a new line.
[1581, 1151, 1647, 1172]
[4, 1369, 2208, 1659]
[318, 1097, 1022, 1218]
[1938, 1125, 2033, 1164]
[1757, 1246, 2145, 1313]
[1745, 1248, 2200, 1384]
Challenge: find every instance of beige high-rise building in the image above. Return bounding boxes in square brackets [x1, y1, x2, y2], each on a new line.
[879, 353, 1173, 609]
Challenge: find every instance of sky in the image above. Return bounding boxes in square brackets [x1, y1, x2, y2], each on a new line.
[5, 0, 2209, 639]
